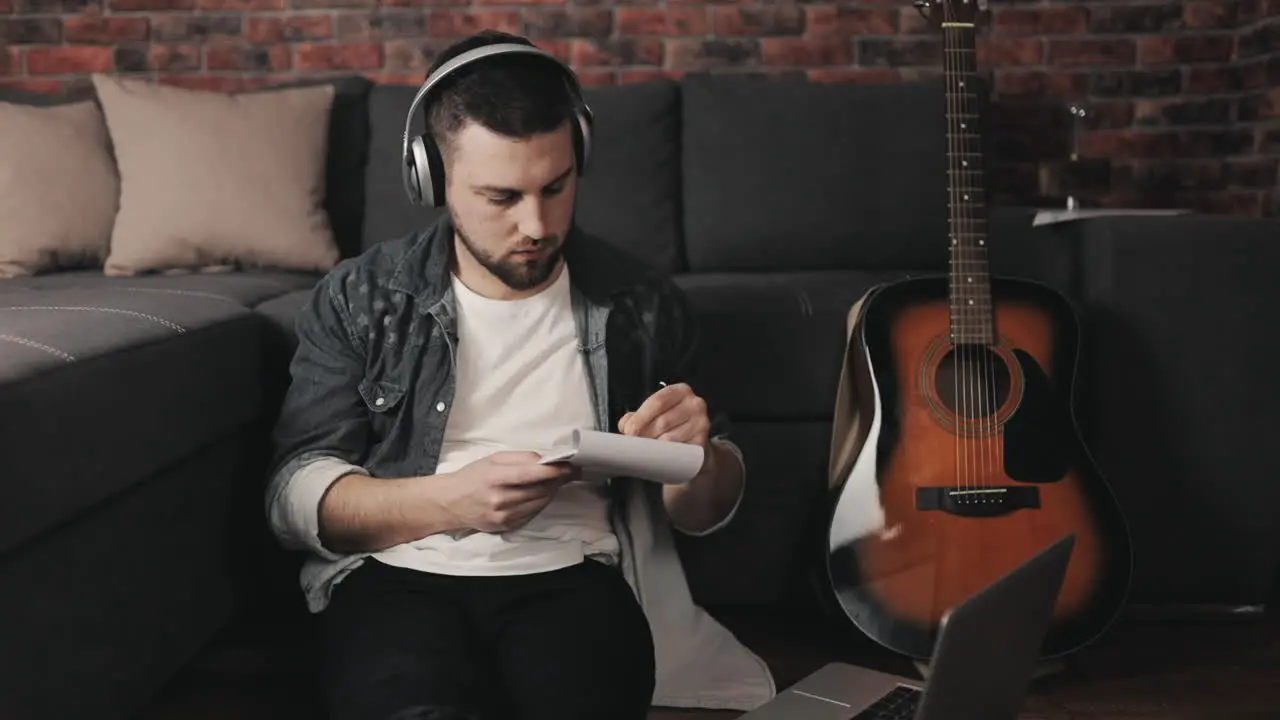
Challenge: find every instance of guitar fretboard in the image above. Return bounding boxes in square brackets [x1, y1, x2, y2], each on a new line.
[943, 16, 994, 346]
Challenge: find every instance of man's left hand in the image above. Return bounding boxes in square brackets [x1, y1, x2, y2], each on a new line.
[618, 382, 710, 451]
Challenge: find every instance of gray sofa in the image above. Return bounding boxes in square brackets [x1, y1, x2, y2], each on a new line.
[3, 72, 1279, 720]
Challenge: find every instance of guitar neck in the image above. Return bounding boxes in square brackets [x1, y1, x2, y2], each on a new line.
[944, 16, 993, 345]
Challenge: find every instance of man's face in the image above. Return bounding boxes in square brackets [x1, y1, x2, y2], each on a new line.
[444, 118, 577, 296]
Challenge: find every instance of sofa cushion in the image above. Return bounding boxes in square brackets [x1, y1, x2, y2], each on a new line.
[0, 99, 119, 278]
[0, 287, 268, 555]
[573, 80, 684, 274]
[90, 74, 342, 277]
[255, 288, 311, 338]
[0, 269, 320, 307]
[675, 270, 911, 421]
[359, 80, 685, 274]
[680, 74, 950, 273]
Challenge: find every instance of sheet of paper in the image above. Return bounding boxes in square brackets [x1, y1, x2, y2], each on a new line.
[538, 429, 705, 485]
[1031, 208, 1189, 226]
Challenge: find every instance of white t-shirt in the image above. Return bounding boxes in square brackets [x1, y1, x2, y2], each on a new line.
[374, 262, 620, 575]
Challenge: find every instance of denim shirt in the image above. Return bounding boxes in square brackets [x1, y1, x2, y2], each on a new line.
[264, 215, 775, 711]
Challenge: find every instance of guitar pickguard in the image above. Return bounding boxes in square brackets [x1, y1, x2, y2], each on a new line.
[1004, 348, 1073, 484]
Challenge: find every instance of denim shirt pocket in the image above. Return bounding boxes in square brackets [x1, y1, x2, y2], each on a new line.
[358, 375, 407, 444]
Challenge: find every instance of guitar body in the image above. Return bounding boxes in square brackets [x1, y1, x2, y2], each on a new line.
[823, 274, 1133, 661]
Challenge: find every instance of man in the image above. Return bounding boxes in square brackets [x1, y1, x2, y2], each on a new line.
[265, 30, 770, 720]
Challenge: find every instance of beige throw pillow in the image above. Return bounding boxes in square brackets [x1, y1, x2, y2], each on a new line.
[90, 74, 341, 276]
[0, 100, 119, 278]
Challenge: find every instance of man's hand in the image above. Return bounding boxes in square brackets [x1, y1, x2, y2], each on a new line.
[618, 382, 711, 460]
[437, 451, 579, 533]
[618, 382, 743, 534]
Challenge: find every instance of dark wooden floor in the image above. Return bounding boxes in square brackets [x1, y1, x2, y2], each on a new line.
[134, 604, 1280, 720]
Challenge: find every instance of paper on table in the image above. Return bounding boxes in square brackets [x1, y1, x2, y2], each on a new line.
[538, 429, 705, 485]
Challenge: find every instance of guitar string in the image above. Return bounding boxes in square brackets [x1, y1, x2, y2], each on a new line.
[959, 22, 992, 494]
[944, 10, 966, 498]
[953, 17, 975, 498]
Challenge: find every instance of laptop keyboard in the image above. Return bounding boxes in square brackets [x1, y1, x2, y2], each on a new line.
[850, 684, 922, 720]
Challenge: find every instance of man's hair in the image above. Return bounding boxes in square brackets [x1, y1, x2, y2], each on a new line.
[424, 30, 579, 165]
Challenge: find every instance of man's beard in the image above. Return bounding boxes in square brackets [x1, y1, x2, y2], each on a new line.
[452, 210, 564, 292]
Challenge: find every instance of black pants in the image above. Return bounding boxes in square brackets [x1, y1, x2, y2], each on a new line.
[320, 556, 656, 720]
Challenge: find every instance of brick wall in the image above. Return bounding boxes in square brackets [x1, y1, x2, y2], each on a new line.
[1, 0, 1278, 215]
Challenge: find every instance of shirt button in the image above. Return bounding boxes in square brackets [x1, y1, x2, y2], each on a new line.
[436, 401, 446, 412]
[375, 397, 385, 407]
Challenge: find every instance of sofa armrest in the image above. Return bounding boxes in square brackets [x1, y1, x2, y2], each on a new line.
[1066, 214, 1280, 608]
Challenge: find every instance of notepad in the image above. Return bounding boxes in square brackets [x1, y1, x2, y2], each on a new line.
[538, 429, 705, 485]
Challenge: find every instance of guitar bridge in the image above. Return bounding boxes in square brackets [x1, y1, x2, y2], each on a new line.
[916, 486, 1040, 518]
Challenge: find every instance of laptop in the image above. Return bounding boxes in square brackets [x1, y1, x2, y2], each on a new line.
[742, 533, 1075, 720]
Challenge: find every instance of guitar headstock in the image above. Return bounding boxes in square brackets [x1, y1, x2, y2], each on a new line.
[912, 0, 986, 27]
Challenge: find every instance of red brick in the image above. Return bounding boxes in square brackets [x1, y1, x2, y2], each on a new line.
[761, 37, 851, 66]
[26, 46, 113, 74]
[428, 10, 522, 37]
[0, 46, 18, 75]
[1185, 62, 1268, 93]
[978, 38, 1044, 67]
[523, 9, 613, 39]
[205, 42, 291, 71]
[710, 6, 805, 36]
[576, 70, 615, 87]
[807, 6, 898, 36]
[1225, 157, 1280, 187]
[617, 8, 708, 36]
[295, 42, 382, 70]
[0, 0, 10, 13]
[898, 6, 933, 35]
[63, 16, 147, 43]
[1079, 129, 1252, 158]
[150, 15, 241, 42]
[619, 69, 685, 84]
[857, 37, 941, 67]
[1084, 101, 1137, 130]
[532, 39, 570, 62]
[157, 75, 258, 92]
[1048, 38, 1137, 67]
[571, 38, 664, 67]
[116, 43, 200, 72]
[472, 0, 562, 5]
[1189, 191, 1263, 215]
[198, 0, 281, 8]
[808, 67, 901, 84]
[362, 73, 420, 85]
[0, 78, 64, 94]
[1184, 0, 1240, 28]
[382, 39, 436, 74]
[1138, 34, 1235, 65]
[247, 15, 332, 43]
[995, 70, 1089, 99]
[288, 0, 373, 9]
[107, 0, 195, 10]
[0, 19, 60, 44]
[337, 12, 426, 39]
[665, 38, 757, 69]
[993, 7, 1088, 36]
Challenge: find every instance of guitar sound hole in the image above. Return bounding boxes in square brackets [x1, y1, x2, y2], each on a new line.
[934, 343, 1011, 419]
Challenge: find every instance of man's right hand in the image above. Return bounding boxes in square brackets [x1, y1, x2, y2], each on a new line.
[437, 451, 579, 533]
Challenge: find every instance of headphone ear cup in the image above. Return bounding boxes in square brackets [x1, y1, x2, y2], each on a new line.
[409, 135, 446, 207]
[574, 107, 593, 174]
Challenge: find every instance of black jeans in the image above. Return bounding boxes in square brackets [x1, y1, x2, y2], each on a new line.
[320, 556, 656, 720]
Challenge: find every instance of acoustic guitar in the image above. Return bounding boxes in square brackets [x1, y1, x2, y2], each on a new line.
[820, 0, 1133, 662]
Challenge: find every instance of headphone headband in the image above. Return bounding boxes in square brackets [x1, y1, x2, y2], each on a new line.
[400, 43, 591, 207]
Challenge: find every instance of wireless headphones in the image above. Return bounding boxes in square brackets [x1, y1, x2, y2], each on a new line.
[400, 42, 595, 208]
